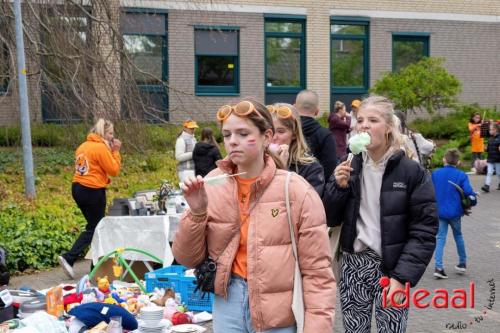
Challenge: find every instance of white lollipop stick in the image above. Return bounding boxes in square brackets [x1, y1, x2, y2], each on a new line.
[204, 172, 247, 185]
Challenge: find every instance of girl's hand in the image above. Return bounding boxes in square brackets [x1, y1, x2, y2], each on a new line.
[181, 175, 208, 216]
[385, 278, 406, 308]
[111, 138, 122, 152]
[334, 160, 353, 188]
[277, 144, 289, 166]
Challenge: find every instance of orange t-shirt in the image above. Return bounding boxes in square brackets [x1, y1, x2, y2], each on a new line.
[231, 175, 258, 279]
[468, 122, 484, 153]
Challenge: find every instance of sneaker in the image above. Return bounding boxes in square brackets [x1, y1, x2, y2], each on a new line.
[434, 268, 448, 279]
[481, 185, 490, 193]
[455, 263, 467, 274]
[58, 256, 75, 279]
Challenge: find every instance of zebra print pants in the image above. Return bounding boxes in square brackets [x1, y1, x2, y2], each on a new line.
[339, 249, 409, 333]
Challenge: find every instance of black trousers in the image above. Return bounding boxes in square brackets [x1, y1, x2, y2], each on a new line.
[63, 183, 106, 266]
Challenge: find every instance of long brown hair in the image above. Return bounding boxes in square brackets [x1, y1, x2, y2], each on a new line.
[201, 127, 220, 150]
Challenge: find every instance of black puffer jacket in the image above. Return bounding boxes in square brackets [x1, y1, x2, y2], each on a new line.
[486, 134, 500, 163]
[323, 150, 438, 287]
[290, 161, 324, 196]
[192, 142, 222, 177]
[300, 116, 337, 180]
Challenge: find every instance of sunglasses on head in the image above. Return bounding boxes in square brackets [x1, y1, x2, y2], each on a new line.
[267, 105, 294, 120]
[216, 101, 264, 122]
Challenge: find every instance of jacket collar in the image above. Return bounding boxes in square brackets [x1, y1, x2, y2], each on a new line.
[353, 149, 405, 173]
[87, 133, 105, 143]
[216, 154, 277, 192]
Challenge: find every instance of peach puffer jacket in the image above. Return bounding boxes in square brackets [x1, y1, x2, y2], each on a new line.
[173, 156, 336, 332]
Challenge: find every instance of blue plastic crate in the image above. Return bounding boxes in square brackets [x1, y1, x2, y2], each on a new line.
[145, 265, 213, 312]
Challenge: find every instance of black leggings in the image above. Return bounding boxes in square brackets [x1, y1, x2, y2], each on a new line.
[63, 183, 106, 266]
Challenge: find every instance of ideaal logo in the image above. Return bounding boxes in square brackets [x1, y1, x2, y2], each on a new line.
[445, 278, 495, 330]
[379, 277, 496, 330]
[379, 276, 475, 309]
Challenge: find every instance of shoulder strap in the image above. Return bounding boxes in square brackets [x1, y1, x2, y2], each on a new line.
[285, 172, 299, 260]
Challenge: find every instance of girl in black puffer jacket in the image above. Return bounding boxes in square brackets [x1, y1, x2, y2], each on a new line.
[481, 122, 500, 192]
[323, 96, 438, 333]
[193, 128, 222, 177]
[268, 103, 324, 196]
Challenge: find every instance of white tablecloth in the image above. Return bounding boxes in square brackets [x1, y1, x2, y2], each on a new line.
[87, 214, 181, 267]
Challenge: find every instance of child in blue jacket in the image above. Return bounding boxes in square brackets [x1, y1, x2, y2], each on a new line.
[432, 148, 477, 279]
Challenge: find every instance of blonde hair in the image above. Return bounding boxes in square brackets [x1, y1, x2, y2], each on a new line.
[358, 96, 404, 151]
[271, 103, 316, 168]
[90, 118, 113, 138]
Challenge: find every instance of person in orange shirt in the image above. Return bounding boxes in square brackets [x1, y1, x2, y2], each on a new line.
[59, 119, 121, 279]
[173, 99, 336, 333]
[468, 112, 484, 171]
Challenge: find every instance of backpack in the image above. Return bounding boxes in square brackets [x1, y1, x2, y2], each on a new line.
[448, 181, 477, 216]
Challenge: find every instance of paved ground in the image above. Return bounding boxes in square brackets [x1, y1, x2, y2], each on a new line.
[9, 175, 500, 332]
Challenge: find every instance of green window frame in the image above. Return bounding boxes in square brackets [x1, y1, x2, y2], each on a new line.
[195, 26, 239, 96]
[0, 16, 9, 94]
[0, 37, 9, 94]
[392, 33, 430, 72]
[330, 17, 369, 94]
[264, 15, 306, 95]
[122, 9, 169, 121]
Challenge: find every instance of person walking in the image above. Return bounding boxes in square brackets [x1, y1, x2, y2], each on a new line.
[193, 127, 222, 177]
[468, 112, 484, 171]
[295, 89, 337, 179]
[394, 111, 435, 167]
[323, 96, 438, 333]
[481, 123, 500, 192]
[59, 119, 122, 279]
[328, 101, 351, 160]
[269, 103, 324, 196]
[175, 120, 198, 183]
[432, 148, 477, 278]
[173, 99, 336, 333]
[347, 99, 361, 139]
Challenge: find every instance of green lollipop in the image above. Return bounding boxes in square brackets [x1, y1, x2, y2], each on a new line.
[347, 132, 371, 162]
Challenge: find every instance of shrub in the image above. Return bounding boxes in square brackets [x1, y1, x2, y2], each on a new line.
[371, 57, 461, 114]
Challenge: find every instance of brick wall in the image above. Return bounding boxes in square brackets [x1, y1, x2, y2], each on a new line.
[370, 18, 500, 107]
[168, 10, 264, 123]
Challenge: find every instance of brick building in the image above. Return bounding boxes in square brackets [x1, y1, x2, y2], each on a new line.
[1, 0, 499, 124]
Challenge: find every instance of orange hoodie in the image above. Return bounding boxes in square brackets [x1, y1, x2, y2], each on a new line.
[72, 133, 121, 188]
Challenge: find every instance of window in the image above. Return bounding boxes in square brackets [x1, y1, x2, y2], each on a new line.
[265, 18, 305, 89]
[41, 9, 91, 123]
[0, 38, 9, 93]
[122, 11, 168, 121]
[195, 27, 239, 95]
[330, 18, 369, 93]
[392, 34, 429, 72]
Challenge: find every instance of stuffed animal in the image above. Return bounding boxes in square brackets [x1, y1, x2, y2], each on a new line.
[126, 298, 139, 314]
[103, 294, 118, 305]
[171, 311, 191, 325]
[97, 276, 110, 294]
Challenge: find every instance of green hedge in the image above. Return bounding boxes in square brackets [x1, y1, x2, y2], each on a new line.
[0, 205, 85, 272]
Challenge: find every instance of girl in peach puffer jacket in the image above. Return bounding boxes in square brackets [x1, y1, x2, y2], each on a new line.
[173, 99, 336, 333]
